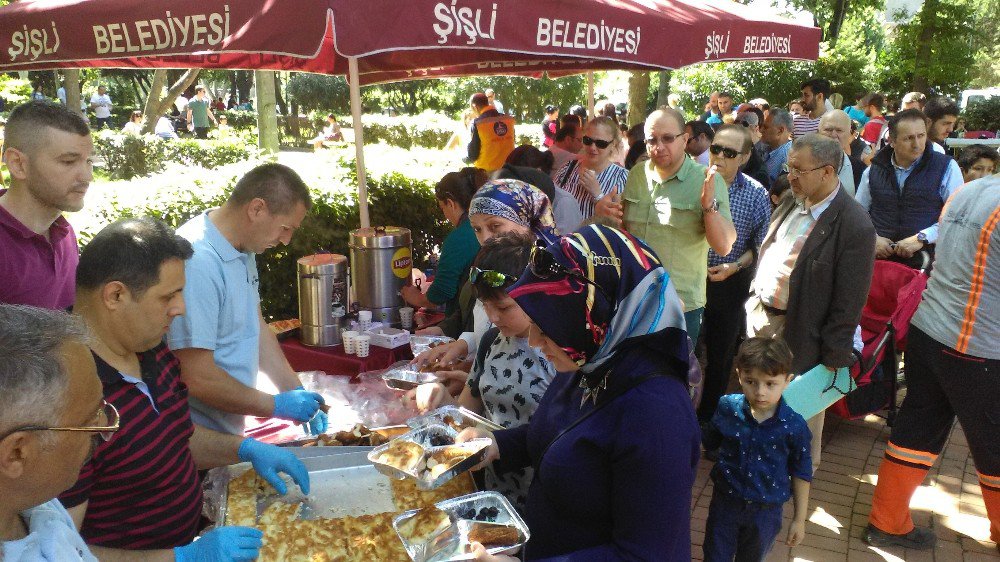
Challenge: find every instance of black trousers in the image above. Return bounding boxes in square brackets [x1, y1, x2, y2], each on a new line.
[697, 266, 754, 423]
[889, 326, 999, 476]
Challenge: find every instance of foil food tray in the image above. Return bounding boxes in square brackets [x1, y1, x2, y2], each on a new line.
[407, 405, 503, 432]
[368, 424, 490, 490]
[393, 491, 529, 562]
[383, 368, 441, 391]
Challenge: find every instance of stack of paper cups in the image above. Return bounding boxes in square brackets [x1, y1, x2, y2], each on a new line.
[342, 331, 358, 354]
[399, 306, 414, 330]
[355, 335, 371, 358]
[358, 310, 373, 333]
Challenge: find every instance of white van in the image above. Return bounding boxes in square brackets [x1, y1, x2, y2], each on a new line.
[961, 88, 1000, 110]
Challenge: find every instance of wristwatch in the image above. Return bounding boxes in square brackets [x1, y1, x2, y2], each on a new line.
[916, 232, 929, 246]
[703, 199, 720, 214]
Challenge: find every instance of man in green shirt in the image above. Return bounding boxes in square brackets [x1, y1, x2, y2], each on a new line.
[623, 108, 736, 341]
[186, 86, 217, 139]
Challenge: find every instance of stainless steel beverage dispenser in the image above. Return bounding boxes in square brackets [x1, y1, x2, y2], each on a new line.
[297, 253, 348, 346]
[349, 226, 412, 326]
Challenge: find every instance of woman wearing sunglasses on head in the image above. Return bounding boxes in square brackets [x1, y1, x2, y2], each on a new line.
[408, 233, 557, 512]
[554, 116, 629, 226]
[413, 180, 559, 385]
[460, 224, 700, 561]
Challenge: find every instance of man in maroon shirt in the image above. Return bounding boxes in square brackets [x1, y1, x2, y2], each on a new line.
[63, 217, 309, 561]
[0, 101, 92, 309]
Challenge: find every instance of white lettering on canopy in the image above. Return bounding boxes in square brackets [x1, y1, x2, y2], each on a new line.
[742, 34, 792, 56]
[8, 21, 61, 62]
[92, 5, 230, 55]
[536, 18, 640, 55]
[432, 1, 498, 45]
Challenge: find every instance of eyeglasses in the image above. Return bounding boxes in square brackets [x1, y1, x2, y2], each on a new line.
[785, 164, 829, 178]
[0, 400, 120, 442]
[529, 243, 616, 312]
[645, 132, 686, 148]
[709, 144, 741, 159]
[469, 266, 517, 288]
[582, 136, 613, 149]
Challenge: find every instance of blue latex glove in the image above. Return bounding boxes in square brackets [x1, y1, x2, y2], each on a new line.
[174, 526, 263, 562]
[272, 386, 325, 422]
[238, 437, 310, 495]
[306, 409, 328, 436]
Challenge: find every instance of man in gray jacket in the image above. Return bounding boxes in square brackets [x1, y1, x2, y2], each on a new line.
[747, 134, 876, 473]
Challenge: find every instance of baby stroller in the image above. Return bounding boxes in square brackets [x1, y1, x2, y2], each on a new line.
[829, 253, 930, 426]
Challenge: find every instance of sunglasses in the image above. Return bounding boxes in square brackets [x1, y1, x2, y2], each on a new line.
[0, 399, 120, 442]
[469, 266, 517, 288]
[529, 243, 616, 311]
[709, 144, 741, 159]
[645, 132, 685, 147]
[582, 136, 613, 149]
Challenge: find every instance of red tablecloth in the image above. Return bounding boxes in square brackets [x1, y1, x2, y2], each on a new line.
[280, 336, 413, 377]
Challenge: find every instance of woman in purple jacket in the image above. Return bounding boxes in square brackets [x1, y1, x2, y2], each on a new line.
[461, 224, 700, 561]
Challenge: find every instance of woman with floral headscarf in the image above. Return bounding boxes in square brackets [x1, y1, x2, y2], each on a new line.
[460, 224, 700, 561]
[413, 179, 559, 370]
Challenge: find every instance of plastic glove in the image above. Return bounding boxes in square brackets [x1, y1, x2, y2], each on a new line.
[306, 409, 328, 436]
[174, 526, 263, 562]
[272, 386, 325, 422]
[238, 437, 310, 495]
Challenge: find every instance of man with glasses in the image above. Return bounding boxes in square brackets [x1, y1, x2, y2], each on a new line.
[685, 120, 714, 166]
[622, 107, 736, 342]
[698, 125, 772, 425]
[167, 163, 328, 439]
[749, 134, 875, 474]
[63, 217, 307, 560]
[0, 305, 105, 561]
[856, 109, 963, 267]
[548, 122, 583, 182]
[818, 109, 862, 195]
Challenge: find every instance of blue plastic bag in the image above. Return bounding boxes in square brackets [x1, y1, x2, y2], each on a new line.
[783, 365, 856, 420]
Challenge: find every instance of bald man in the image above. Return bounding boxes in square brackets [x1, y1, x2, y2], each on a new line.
[818, 110, 863, 196]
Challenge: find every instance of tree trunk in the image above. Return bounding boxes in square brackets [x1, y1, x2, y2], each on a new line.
[255, 70, 280, 154]
[64, 69, 81, 115]
[655, 70, 672, 113]
[627, 72, 651, 130]
[140, 69, 200, 134]
[235, 70, 253, 104]
[827, 0, 850, 47]
[289, 102, 301, 138]
[911, 0, 938, 93]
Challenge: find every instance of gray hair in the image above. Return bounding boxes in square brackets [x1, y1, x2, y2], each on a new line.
[792, 134, 844, 170]
[769, 108, 794, 132]
[0, 306, 89, 435]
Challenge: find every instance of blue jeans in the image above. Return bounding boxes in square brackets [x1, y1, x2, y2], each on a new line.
[703, 487, 784, 562]
[684, 307, 704, 344]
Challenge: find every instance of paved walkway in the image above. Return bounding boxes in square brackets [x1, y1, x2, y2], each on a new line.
[691, 412, 998, 561]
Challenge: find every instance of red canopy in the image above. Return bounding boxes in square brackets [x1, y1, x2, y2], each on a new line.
[1, 0, 820, 82]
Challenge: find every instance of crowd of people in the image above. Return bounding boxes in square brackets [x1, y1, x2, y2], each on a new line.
[0, 74, 997, 561]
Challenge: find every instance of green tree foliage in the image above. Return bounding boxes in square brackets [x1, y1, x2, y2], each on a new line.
[963, 97, 1000, 133]
[286, 74, 351, 114]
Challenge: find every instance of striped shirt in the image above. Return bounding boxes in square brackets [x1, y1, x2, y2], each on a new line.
[911, 175, 1000, 359]
[60, 343, 202, 549]
[754, 188, 841, 310]
[708, 173, 771, 267]
[792, 114, 820, 139]
[555, 161, 629, 219]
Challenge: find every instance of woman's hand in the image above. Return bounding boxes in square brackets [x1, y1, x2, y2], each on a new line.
[468, 542, 519, 562]
[456, 427, 498, 470]
[579, 168, 602, 198]
[434, 369, 470, 396]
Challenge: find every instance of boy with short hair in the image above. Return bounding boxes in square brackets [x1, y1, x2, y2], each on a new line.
[702, 337, 813, 561]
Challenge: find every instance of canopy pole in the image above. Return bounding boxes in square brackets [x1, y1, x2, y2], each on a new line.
[349, 57, 370, 228]
[587, 72, 595, 120]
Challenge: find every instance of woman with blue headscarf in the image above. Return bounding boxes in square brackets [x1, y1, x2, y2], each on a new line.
[460, 224, 700, 561]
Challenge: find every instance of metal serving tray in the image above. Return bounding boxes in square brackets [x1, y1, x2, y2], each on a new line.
[393, 491, 529, 562]
[368, 424, 490, 490]
[383, 368, 441, 391]
[407, 405, 504, 432]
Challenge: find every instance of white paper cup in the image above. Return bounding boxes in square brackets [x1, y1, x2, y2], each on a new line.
[358, 310, 373, 322]
[342, 331, 358, 354]
[399, 306, 414, 329]
[355, 335, 371, 357]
